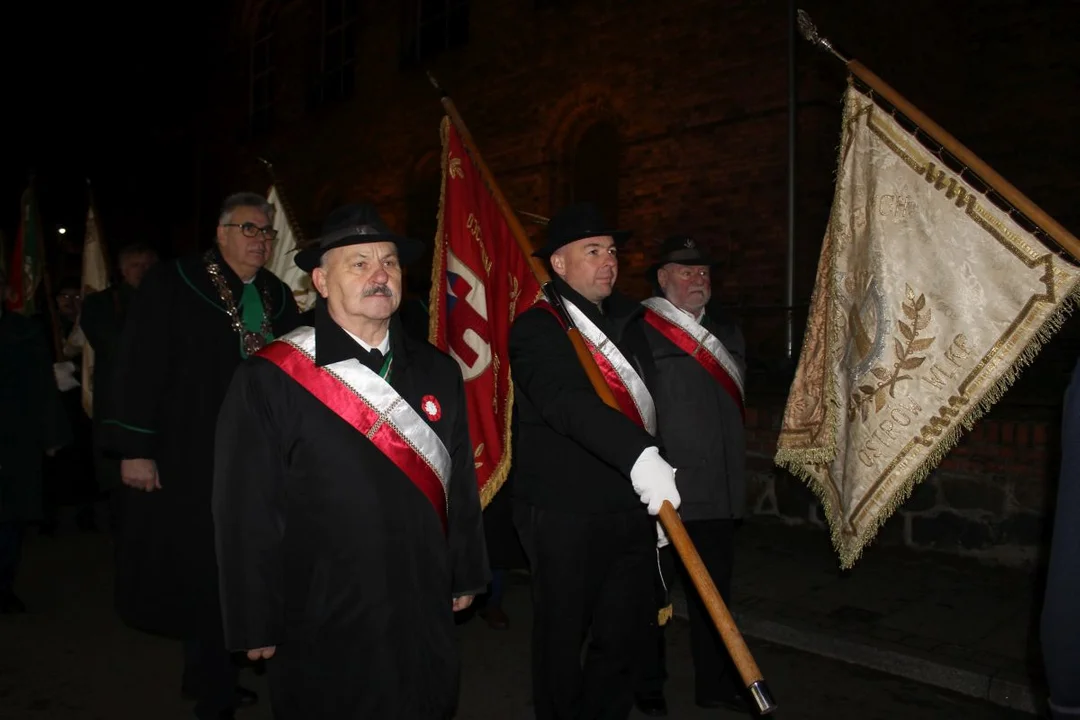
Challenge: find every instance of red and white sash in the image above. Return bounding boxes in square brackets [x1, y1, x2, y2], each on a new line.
[642, 297, 746, 419]
[258, 327, 452, 533]
[538, 298, 657, 436]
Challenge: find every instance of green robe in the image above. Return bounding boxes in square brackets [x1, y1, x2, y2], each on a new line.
[0, 311, 72, 522]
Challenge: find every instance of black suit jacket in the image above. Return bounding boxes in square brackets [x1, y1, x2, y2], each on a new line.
[509, 279, 658, 513]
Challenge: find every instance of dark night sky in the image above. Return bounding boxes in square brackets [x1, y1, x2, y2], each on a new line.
[0, 3, 222, 260]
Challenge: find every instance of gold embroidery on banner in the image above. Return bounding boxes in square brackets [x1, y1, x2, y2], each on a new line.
[466, 213, 493, 276]
[849, 286, 936, 423]
[508, 274, 521, 324]
[776, 87, 1080, 569]
[449, 156, 464, 180]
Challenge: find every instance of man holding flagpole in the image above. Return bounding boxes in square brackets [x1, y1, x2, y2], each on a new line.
[509, 202, 681, 720]
[213, 202, 489, 719]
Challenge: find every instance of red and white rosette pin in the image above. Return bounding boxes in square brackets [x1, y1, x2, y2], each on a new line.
[421, 395, 442, 422]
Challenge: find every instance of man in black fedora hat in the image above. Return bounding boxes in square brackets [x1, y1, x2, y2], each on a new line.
[509, 202, 681, 719]
[213, 202, 489, 719]
[635, 234, 748, 716]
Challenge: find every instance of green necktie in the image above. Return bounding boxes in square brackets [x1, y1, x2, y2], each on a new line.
[240, 283, 264, 335]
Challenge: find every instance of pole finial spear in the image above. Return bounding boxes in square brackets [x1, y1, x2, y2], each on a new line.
[796, 9, 850, 63]
[426, 71, 448, 98]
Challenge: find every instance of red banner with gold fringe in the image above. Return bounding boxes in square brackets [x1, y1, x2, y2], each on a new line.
[428, 117, 541, 507]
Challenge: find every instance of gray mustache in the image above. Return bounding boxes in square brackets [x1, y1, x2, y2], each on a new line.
[362, 285, 393, 298]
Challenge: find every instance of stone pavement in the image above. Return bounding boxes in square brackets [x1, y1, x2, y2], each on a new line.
[670, 520, 1046, 715]
[0, 510, 1042, 719]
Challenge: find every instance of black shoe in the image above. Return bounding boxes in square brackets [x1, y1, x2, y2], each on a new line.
[234, 685, 258, 708]
[0, 593, 26, 614]
[634, 694, 668, 717]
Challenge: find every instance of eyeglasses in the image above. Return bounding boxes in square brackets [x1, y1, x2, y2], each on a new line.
[222, 222, 278, 240]
[673, 267, 710, 281]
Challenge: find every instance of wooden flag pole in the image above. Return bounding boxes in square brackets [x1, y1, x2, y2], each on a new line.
[427, 73, 777, 715]
[797, 9, 1080, 264]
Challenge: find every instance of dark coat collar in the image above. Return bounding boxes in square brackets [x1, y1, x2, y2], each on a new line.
[312, 299, 413, 371]
[553, 276, 643, 340]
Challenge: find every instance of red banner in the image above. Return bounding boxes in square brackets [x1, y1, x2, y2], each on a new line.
[428, 117, 541, 508]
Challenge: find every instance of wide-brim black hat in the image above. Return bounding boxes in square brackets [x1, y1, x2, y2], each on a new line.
[532, 202, 632, 259]
[295, 203, 425, 272]
[646, 234, 716, 280]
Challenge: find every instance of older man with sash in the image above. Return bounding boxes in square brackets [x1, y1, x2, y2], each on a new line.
[635, 235, 747, 716]
[510, 202, 681, 720]
[212, 203, 489, 719]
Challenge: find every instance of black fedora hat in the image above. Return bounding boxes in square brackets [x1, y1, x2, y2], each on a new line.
[532, 202, 632, 259]
[647, 235, 716, 280]
[295, 203, 425, 272]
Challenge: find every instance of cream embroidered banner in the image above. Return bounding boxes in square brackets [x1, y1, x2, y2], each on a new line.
[267, 185, 317, 312]
[775, 83, 1080, 569]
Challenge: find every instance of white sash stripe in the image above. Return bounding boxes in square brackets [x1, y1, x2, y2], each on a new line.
[561, 299, 658, 436]
[280, 327, 453, 492]
[641, 297, 746, 398]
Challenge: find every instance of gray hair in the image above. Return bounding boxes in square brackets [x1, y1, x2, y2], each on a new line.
[218, 192, 274, 225]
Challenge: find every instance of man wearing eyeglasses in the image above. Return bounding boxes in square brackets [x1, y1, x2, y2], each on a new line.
[103, 192, 300, 720]
[634, 235, 749, 717]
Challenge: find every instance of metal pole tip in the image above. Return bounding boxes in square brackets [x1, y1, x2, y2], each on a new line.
[796, 9, 821, 45]
[795, 9, 848, 62]
[748, 680, 778, 715]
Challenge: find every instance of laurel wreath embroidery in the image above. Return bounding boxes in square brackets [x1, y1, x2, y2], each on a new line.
[449, 156, 464, 179]
[474, 443, 484, 469]
[848, 285, 935, 423]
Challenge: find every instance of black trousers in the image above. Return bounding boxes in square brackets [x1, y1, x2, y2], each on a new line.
[182, 590, 239, 720]
[516, 503, 655, 720]
[639, 518, 737, 702]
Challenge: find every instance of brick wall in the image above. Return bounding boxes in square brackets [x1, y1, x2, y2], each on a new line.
[197, 0, 1080, 365]
[194, 0, 1080, 562]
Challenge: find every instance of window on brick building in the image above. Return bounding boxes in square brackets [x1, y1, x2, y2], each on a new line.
[317, 0, 359, 104]
[562, 120, 620, 227]
[400, 0, 470, 69]
[250, 5, 275, 135]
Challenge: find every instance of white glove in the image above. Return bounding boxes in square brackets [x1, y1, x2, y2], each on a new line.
[53, 361, 80, 392]
[630, 447, 681, 516]
[656, 521, 669, 549]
